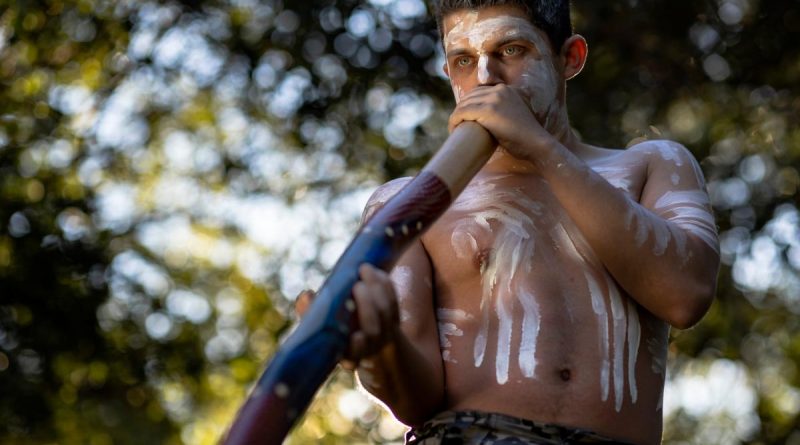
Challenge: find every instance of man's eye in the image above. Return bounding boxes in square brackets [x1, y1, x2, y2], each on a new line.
[456, 57, 472, 67]
[502, 46, 522, 56]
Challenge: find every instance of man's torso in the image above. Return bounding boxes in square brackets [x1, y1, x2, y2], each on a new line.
[416, 145, 670, 445]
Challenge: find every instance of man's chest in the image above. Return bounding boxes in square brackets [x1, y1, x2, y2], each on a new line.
[420, 161, 645, 286]
[423, 174, 560, 282]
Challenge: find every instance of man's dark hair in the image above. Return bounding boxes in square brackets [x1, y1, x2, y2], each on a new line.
[431, 0, 573, 53]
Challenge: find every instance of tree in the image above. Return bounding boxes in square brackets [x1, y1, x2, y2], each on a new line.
[0, 0, 798, 443]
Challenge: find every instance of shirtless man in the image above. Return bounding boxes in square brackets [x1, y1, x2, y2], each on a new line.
[298, 1, 719, 443]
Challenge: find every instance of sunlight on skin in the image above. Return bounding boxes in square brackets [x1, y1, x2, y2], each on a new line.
[443, 170, 646, 407]
[440, 9, 646, 407]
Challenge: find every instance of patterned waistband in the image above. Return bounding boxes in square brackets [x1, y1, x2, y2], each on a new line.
[406, 410, 637, 445]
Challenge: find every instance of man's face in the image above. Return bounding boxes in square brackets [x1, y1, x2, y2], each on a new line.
[442, 5, 563, 119]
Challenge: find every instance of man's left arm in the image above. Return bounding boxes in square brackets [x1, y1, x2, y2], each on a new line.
[449, 84, 720, 329]
[537, 139, 720, 329]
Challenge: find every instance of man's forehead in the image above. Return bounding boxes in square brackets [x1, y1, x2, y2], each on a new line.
[442, 5, 534, 34]
[443, 8, 546, 50]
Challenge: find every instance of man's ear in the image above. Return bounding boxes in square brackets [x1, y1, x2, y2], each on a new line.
[442, 62, 450, 78]
[562, 35, 588, 81]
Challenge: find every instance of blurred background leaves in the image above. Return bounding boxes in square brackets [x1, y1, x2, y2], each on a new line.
[0, 0, 798, 443]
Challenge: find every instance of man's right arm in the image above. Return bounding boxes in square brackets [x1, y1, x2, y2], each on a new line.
[354, 241, 445, 426]
[353, 180, 446, 426]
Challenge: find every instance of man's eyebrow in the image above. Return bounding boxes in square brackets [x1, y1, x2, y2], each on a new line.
[494, 32, 541, 48]
[495, 37, 524, 48]
[445, 47, 472, 58]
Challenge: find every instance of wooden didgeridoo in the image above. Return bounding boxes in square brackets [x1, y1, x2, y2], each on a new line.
[222, 122, 494, 445]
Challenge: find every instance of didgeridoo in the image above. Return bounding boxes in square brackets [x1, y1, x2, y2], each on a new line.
[222, 122, 494, 444]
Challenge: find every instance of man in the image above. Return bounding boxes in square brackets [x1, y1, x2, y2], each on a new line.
[299, 1, 719, 443]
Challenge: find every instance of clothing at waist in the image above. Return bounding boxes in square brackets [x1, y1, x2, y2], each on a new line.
[406, 410, 638, 445]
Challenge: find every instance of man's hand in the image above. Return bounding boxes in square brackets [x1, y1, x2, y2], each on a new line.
[294, 264, 400, 368]
[447, 84, 556, 165]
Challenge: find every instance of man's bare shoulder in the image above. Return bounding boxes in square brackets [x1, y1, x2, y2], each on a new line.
[361, 176, 413, 222]
[580, 139, 702, 200]
[624, 139, 710, 212]
[625, 139, 705, 178]
[581, 144, 649, 196]
[584, 139, 692, 161]
[624, 139, 700, 169]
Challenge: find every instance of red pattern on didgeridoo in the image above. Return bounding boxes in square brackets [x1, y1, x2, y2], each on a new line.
[366, 171, 452, 237]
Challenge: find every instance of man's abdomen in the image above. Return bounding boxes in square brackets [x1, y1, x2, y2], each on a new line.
[433, 278, 667, 445]
[423, 173, 668, 445]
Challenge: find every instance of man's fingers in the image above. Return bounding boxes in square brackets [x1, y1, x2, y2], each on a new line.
[353, 282, 381, 352]
[448, 98, 493, 132]
[349, 264, 402, 358]
[340, 360, 357, 371]
[359, 265, 399, 342]
[448, 84, 530, 132]
[347, 331, 368, 364]
[358, 263, 383, 282]
[295, 265, 400, 367]
[373, 279, 399, 343]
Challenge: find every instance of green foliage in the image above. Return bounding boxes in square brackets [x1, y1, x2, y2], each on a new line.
[0, 0, 798, 443]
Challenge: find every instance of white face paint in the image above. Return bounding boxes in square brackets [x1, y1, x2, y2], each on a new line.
[519, 56, 558, 115]
[444, 13, 565, 134]
[450, 176, 543, 384]
[476, 54, 490, 84]
[451, 84, 463, 103]
[445, 15, 544, 77]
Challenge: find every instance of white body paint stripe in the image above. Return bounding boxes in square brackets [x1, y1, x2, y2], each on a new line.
[585, 272, 610, 401]
[655, 190, 718, 252]
[518, 289, 541, 378]
[626, 299, 641, 404]
[606, 274, 627, 412]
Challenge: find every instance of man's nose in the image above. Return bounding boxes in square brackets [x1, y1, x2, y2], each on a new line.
[477, 54, 503, 85]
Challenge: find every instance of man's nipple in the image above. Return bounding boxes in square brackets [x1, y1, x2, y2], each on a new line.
[476, 248, 492, 273]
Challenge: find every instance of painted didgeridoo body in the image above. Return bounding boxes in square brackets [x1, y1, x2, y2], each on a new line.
[222, 122, 494, 444]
